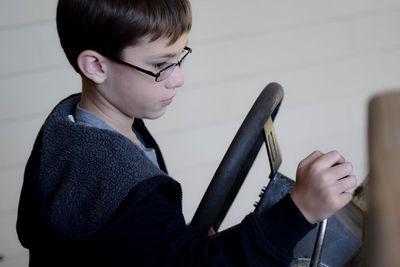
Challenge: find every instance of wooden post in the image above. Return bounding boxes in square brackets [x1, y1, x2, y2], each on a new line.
[367, 90, 400, 266]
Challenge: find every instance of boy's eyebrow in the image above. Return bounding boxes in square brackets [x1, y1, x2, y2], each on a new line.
[149, 52, 179, 59]
[150, 41, 189, 59]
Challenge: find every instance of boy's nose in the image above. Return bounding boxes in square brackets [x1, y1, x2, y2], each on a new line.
[165, 66, 184, 89]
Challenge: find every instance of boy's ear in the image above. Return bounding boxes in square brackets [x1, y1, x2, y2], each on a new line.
[77, 50, 107, 83]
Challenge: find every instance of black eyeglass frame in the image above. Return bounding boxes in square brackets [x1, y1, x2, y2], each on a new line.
[112, 46, 192, 82]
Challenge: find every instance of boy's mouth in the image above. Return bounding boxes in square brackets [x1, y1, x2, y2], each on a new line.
[162, 96, 175, 106]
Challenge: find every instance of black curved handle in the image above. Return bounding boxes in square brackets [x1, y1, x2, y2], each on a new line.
[190, 82, 284, 235]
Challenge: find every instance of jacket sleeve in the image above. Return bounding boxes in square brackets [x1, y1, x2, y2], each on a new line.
[99, 180, 315, 267]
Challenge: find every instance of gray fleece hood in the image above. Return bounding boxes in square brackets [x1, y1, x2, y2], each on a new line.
[18, 95, 169, 241]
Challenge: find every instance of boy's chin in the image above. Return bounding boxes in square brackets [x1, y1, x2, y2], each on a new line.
[142, 109, 167, 120]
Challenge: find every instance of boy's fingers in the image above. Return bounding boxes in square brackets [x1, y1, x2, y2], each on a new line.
[298, 150, 324, 168]
[336, 175, 357, 194]
[330, 162, 353, 179]
[315, 150, 345, 169]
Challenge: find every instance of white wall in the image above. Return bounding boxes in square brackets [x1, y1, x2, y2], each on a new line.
[1, 0, 400, 265]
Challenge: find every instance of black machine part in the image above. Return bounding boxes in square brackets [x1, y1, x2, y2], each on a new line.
[190, 82, 284, 234]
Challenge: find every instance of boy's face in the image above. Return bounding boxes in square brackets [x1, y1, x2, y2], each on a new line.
[102, 33, 188, 120]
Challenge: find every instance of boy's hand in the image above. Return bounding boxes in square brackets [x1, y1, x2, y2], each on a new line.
[291, 150, 357, 224]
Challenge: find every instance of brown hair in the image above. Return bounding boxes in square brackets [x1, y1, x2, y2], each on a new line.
[56, 0, 192, 73]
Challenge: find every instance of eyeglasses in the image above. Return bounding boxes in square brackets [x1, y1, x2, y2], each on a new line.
[112, 46, 192, 82]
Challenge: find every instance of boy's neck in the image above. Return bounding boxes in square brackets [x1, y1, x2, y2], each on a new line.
[80, 79, 141, 146]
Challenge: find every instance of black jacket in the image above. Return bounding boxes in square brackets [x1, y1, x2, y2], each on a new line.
[17, 94, 314, 266]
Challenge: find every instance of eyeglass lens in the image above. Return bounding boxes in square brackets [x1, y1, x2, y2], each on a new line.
[156, 49, 190, 81]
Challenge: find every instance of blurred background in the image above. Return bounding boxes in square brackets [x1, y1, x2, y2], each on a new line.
[1, 0, 400, 265]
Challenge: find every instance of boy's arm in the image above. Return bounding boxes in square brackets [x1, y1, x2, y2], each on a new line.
[100, 182, 313, 266]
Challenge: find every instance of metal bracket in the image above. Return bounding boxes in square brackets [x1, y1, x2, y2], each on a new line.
[263, 116, 282, 178]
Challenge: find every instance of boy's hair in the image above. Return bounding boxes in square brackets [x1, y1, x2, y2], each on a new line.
[56, 0, 192, 74]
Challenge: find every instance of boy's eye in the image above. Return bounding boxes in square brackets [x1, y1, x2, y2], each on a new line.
[153, 62, 171, 70]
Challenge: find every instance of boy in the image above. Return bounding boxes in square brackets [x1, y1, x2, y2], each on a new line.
[17, 0, 356, 266]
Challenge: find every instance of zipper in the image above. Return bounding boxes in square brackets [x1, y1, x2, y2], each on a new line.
[177, 182, 183, 214]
